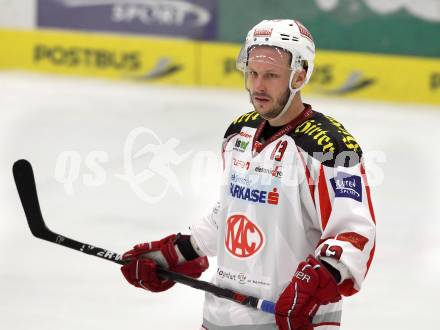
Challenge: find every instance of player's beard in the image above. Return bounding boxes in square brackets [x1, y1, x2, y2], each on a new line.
[250, 87, 290, 120]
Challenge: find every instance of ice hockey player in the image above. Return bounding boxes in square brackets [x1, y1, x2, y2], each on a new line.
[120, 19, 376, 330]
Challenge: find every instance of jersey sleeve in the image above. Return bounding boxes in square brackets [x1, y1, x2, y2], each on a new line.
[312, 145, 376, 297]
[190, 200, 221, 257]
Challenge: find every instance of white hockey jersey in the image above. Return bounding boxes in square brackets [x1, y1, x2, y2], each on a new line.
[191, 104, 376, 330]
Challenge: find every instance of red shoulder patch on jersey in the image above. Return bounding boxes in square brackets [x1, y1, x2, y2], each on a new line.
[336, 232, 369, 251]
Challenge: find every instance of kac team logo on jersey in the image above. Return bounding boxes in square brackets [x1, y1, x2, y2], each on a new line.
[225, 214, 265, 258]
[230, 183, 279, 205]
[330, 172, 362, 202]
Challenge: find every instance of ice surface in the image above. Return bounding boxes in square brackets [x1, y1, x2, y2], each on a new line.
[1, 72, 439, 329]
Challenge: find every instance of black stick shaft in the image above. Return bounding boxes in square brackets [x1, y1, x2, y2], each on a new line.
[12, 159, 275, 314]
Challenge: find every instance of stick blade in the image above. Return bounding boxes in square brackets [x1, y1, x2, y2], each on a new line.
[13, 159, 54, 240]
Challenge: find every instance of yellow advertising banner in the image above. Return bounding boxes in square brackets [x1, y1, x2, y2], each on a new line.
[307, 50, 440, 105]
[0, 29, 196, 85]
[1, 29, 439, 104]
[198, 41, 243, 88]
[198, 42, 440, 105]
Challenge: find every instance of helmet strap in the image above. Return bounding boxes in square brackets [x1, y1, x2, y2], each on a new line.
[269, 68, 304, 121]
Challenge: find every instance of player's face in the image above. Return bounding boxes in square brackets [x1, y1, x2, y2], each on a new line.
[246, 46, 292, 120]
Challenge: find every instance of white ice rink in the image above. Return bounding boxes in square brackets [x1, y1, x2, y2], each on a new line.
[1, 72, 439, 329]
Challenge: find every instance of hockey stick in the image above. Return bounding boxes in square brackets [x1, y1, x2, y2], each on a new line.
[12, 159, 275, 314]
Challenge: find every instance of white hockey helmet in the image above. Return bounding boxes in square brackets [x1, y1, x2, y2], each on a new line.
[236, 19, 315, 119]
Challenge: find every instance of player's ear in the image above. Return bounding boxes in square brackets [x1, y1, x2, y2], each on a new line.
[291, 69, 307, 89]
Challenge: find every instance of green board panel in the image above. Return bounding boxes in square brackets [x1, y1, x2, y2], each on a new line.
[218, 0, 440, 58]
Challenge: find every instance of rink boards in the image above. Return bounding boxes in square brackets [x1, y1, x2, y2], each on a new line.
[1, 28, 439, 104]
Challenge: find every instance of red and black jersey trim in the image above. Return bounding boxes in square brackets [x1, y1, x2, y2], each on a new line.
[223, 111, 262, 139]
[289, 111, 363, 168]
[223, 107, 363, 168]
